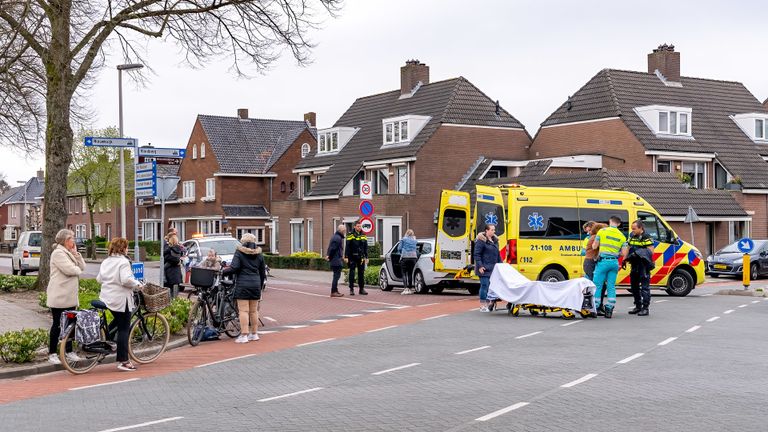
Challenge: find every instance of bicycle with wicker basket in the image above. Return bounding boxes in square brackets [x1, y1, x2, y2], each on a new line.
[57, 283, 171, 375]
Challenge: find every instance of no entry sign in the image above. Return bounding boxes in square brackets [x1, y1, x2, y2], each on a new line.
[359, 200, 375, 217]
[359, 216, 375, 235]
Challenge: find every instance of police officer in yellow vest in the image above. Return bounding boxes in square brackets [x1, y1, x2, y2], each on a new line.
[591, 215, 628, 319]
[344, 220, 369, 296]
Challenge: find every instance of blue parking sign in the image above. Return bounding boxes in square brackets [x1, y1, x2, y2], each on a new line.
[132, 263, 144, 280]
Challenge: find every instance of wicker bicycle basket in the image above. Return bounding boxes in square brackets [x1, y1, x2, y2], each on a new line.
[141, 282, 171, 312]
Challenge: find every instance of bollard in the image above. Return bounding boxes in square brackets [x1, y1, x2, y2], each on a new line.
[742, 253, 750, 290]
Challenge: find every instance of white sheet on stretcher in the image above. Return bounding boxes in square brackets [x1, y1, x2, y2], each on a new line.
[487, 264, 596, 311]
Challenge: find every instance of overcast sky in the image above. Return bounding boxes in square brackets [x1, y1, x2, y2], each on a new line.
[4, 0, 768, 184]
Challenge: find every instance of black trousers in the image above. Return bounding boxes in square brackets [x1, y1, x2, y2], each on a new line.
[49, 306, 76, 355]
[630, 267, 651, 308]
[331, 265, 342, 293]
[400, 258, 418, 289]
[348, 260, 366, 291]
[110, 304, 132, 363]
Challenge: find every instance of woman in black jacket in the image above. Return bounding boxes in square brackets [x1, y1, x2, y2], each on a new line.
[163, 234, 184, 291]
[223, 233, 266, 343]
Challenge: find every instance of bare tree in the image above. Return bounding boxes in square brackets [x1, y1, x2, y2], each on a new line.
[0, 0, 341, 289]
[0, 172, 9, 194]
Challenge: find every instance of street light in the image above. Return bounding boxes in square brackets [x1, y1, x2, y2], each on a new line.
[16, 180, 28, 233]
[117, 63, 144, 240]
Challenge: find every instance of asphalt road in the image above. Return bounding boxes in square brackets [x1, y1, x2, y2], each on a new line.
[1, 284, 766, 431]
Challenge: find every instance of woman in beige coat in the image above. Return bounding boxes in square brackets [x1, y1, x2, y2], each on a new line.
[46, 229, 86, 364]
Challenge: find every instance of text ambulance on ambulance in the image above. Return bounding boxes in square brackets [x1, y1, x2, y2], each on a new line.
[435, 185, 705, 296]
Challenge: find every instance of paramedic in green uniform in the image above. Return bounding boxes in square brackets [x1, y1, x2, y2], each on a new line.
[591, 216, 628, 319]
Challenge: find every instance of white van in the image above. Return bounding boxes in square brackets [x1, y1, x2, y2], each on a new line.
[12, 231, 42, 275]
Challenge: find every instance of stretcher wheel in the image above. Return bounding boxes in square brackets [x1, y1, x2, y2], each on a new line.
[511, 304, 520, 317]
[529, 309, 539, 317]
[579, 309, 592, 318]
[561, 310, 575, 320]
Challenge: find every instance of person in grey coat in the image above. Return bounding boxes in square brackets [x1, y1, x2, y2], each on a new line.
[326, 224, 347, 297]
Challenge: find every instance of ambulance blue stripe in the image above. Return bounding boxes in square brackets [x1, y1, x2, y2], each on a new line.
[479, 194, 495, 201]
[586, 199, 623, 205]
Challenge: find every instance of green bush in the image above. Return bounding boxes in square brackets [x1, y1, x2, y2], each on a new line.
[0, 329, 48, 363]
[264, 255, 331, 271]
[368, 242, 382, 258]
[343, 265, 381, 286]
[163, 297, 192, 334]
[290, 251, 322, 258]
[0, 275, 37, 292]
[139, 241, 161, 256]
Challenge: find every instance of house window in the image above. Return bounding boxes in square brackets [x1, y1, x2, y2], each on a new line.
[396, 165, 409, 194]
[10, 205, 16, 218]
[373, 169, 389, 194]
[319, 134, 326, 152]
[715, 163, 729, 189]
[301, 143, 310, 158]
[656, 160, 672, 172]
[659, 112, 669, 133]
[352, 171, 365, 196]
[400, 121, 408, 140]
[280, 181, 286, 193]
[385, 123, 393, 143]
[301, 175, 312, 196]
[205, 178, 215, 199]
[290, 220, 304, 253]
[756, 119, 767, 140]
[192, 144, 197, 159]
[198, 220, 223, 235]
[94, 223, 101, 237]
[682, 162, 706, 189]
[317, 132, 339, 154]
[658, 110, 691, 135]
[236, 227, 265, 245]
[200, 143, 205, 158]
[383, 120, 410, 144]
[81, 198, 86, 214]
[679, 113, 688, 134]
[183, 181, 195, 200]
[307, 219, 314, 252]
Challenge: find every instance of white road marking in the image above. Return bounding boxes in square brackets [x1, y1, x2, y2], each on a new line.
[475, 402, 529, 422]
[616, 353, 645, 364]
[654, 299, 669, 303]
[701, 293, 713, 297]
[724, 310, 735, 314]
[70, 378, 139, 391]
[455, 345, 491, 355]
[310, 319, 338, 323]
[363, 309, 386, 313]
[763, 298, 768, 301]
[337, 313, 362, 318]
[258, 387, 324, 402]
[422, 314, 449, 321]
[258, 330, 279, 334]
[366, 325, 398, 333]
[738, 304, 748, 308]
[372, 363, 421, 376]
[706, 316, 720, 322]
[515, 331, 542, 339]
[196, 354, 257, 368]
[263, 316, 278, 323]
[658, 337, 677, 346]
[685, 325, 701, 333]
[96, 417, 184, 432]
[561, 373, 598, 388]
[751, 300, 760, 304]
[417, 302, 439, 307]
[386, 305, 411, 309]
[561, 320, 583, 327]
[282, 325, 309, 329]
[296, 338, 336, 347]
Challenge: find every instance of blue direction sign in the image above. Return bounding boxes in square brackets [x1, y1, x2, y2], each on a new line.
[359, 200, 374, 217]
[134, 161, 157, 198]
[132, 263, 144, 280]
[737, 238, 755, 254]
[137, 147, 186, 158]
[84, 137, 137, 147]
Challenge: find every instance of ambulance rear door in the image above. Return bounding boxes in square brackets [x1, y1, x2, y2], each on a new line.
[475, 185, 508, 261]
[435, 190, 471, 272]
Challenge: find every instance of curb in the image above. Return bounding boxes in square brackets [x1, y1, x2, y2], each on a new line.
[715, 289, 767, 297]
[0, 336, 189, 381]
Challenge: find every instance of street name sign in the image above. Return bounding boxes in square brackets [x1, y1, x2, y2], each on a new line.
[137, 147, 186, 158]
[84, 137, 137, 147]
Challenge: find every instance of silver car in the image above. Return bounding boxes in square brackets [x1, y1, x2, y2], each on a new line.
[11, 231, 42, 275]
[379, 238, 478, 295]
[182, 235, 241, 280]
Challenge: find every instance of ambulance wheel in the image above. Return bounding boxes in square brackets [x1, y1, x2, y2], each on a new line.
[540, 269, 566, 282]
[665, 269, 694, 297]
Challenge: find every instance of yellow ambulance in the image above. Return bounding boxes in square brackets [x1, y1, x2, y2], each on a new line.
[435, 184, 705, 296]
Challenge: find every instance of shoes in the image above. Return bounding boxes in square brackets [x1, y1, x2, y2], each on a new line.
[235, 335, 249, 344]
[401, 288, 413, 295]
[349, 289, 355, 296]
[330, 292, 344, 298]
[117, 361, 137, 372]
[596, 305, 605, 316]
[65, 352, 83, 362]
[488, 301, 497, 312]
[359, 290, 368, 295]
[628, 307, 642, 315]
[604, 307, 613, 319]
[638, 308, 649, 316]
[247, 333, 260, 341]
[48, 354, 61, 365]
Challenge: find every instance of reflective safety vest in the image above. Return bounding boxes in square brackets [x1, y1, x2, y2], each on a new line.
[596, 226, 626, 257]
[581, 236, 589, 256]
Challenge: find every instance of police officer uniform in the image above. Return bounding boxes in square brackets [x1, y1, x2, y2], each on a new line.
[627, 232, 654, 316]
[592, 225, 627, 318]
[345, 228, 368, 295]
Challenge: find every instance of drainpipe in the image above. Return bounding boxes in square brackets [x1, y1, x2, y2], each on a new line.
[320, 199, 324, 254]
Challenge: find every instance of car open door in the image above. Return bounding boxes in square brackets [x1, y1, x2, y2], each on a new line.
[435, 189, 471, 272]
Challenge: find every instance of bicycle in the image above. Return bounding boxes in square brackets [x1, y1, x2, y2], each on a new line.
[187, 268, 241, 346]
[58, 289, 170, 375]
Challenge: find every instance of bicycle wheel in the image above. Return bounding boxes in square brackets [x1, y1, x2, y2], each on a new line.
[187, 301, 207, 346]
[129, 312, 170, 364]
[58, 326, 105, 375]
[222, 300, 241, 338]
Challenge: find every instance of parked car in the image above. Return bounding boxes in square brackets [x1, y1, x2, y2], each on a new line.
[182, 234, 241, 282]
[379, 238, 479, 295]
[11, 231, 42, 276]
[706, 239, 768, 279]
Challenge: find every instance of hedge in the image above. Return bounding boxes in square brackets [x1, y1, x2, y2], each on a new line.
[264, 255, 384, 271]
[89, 240, 160, 256]
[0, 275, 37, 292]
[0, 329, 48, 363]
[343, 265, 381, 286]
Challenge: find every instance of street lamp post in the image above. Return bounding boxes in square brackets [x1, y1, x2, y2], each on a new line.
[16, 180, 28, 233]
[117, 63, 144, 241]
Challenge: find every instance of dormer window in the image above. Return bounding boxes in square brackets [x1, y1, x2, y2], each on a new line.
[316, 127, 357, 155]
[384, 120, 409, 144]
[634, 105, 693, 137]
[658, 111, 688, 134]
[381, 115, 430, 147]
[731, 113, 768, 142]
[756, 119, 766, 139]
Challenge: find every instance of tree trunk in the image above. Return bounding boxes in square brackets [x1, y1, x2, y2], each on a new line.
[37, 1, 74, 291]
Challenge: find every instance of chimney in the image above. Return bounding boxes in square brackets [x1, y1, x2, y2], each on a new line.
[647, 44, 680, 82]
[400, 60, 429, 96]
[36, 169, 44, 181]
[237, 108, 249, 119]
[304, 112, 317, 127]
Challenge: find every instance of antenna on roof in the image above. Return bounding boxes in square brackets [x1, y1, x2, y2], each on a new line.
[494, 100, 500, 116]
[566, 96, 573, 111]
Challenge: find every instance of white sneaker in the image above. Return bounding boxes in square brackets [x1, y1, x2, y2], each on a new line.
[235, 335, 249, 344]
[65, 352, 82, 362]
[48, 354, 61, 365]
[247, 333, 260, 341]
[479, 306, 488, 312]
[401, 288, 413, 295]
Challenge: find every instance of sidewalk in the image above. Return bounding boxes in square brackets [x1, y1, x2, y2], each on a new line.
[0, 299, 48, 333]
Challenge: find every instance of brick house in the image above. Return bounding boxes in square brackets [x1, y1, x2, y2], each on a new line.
[0, 171, 44, 246]
[271, 61, 533, 256]
[528, 44, 766, 252]
[141, 110, 317, 249]
[63, 193, 134, 242]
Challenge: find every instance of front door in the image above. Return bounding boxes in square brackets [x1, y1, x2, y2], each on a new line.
[378, 217, 402, 259]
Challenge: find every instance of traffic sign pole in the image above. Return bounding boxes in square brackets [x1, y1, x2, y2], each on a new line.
[737, 237, 754, 290]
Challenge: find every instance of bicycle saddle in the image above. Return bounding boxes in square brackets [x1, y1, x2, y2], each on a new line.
[90, 299, 108, 310]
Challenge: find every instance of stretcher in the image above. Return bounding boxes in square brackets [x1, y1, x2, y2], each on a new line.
[487, 264, 596, 319]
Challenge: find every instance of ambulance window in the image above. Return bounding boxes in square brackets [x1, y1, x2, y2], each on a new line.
[519, 207, 580, 239]
[442, 209, 467, 238]
[476, 202, 505, 236]
[637, 212, 672, 242]
[579, 209, 629, 234]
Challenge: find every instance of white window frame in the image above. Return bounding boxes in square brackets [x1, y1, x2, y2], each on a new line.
[183, 180, 195, 201]
[204, 178, 215, 200]
[197, 219, 223, 235]
[81, 198, 86, 214]
[682, 161, 707, 189]
[10, 205, 16, 218]
[383, 120, 409, 144]
[656, 160, 672, 173]
[192, 144, 197, 159]
[307, 219, 314, 252]
[200, 143, 205, 159]
[301, 143, 310, 158]
[289, 219, 304, 253]
[396, 164, 409, 194]
[236, 227, 266, 245]
[94, 223, 101, 237]
[372, 168, 389, 194]
[300, 174, 312, 197]
[657, 110, 690, 135]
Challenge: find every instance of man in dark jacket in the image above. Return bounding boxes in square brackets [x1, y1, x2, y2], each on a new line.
[473, 224, 501, 312]
[345, 220, 369, 296]
[223, 233, 267, 343]
[624, 219, 655, 317]
[326, 224, 347, 297]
